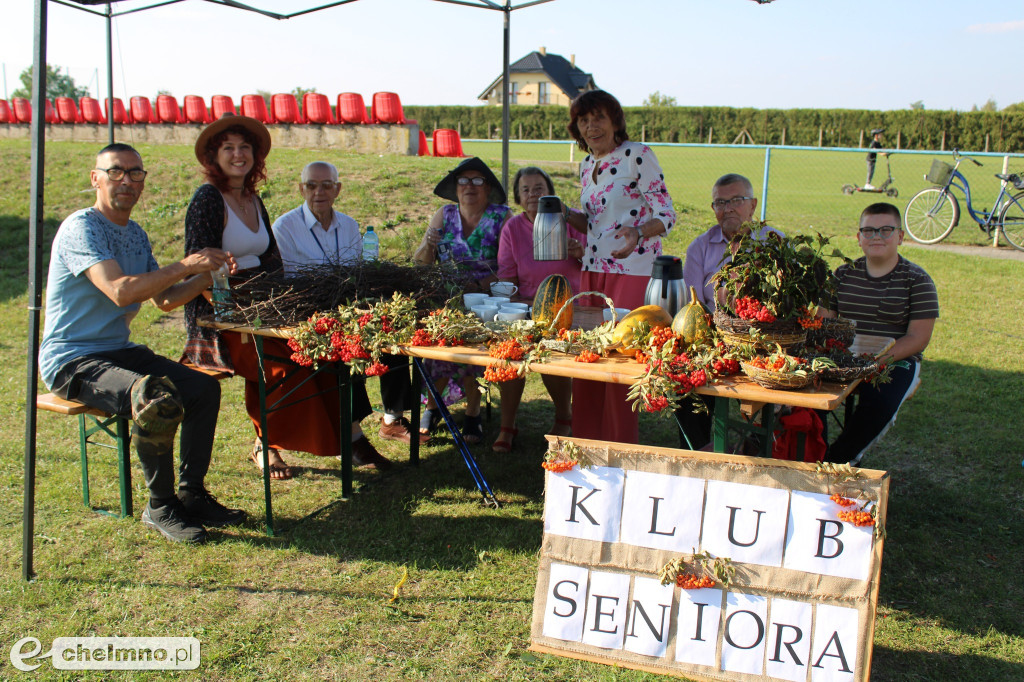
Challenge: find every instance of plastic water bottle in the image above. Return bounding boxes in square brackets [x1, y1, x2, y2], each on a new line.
[210, 264, 232, 320]
[362, 225, 379, 261]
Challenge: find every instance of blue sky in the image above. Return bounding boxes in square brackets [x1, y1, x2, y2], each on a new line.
[3, 0, 1021, 111]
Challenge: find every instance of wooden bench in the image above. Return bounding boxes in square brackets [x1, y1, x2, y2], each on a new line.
[36, 364, 231, 518]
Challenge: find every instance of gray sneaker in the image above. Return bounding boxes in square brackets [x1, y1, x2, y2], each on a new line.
[178, 488, 246, 528]
[142, 501, 208, 544]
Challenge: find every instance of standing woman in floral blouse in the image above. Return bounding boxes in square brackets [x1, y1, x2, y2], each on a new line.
[565, 90, 677, 444]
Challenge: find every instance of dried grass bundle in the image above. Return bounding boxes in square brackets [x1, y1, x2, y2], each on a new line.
[229, 259, 474, 327]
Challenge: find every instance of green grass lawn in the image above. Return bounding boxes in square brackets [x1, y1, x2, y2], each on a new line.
[0, 139, 1022, 680]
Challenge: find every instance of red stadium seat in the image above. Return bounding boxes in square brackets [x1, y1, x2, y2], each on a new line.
[12, 97, 33, 124]
[104, 98, 132, 124]
[302, 92, 335, 124]
[336, 92, 369, 124]
[183, 95, 211, 124]
[44, 99, 61, 123]
[0, 99, 12, 124]
[211, 95, 236, 119]
[79, 97, 106, 124]
[55, 96, 83, 123]
[270, 94, 304, 124]
[240, 94, 272, 124]
[418, 129, 429, 156]
[156, 94, 183, 123]
[130, 96, 158, 124]
[371, 91, 406, 124]
[432, 129, 465, 158]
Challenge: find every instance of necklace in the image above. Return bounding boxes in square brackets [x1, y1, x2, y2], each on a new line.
[227, 189, 250, 218]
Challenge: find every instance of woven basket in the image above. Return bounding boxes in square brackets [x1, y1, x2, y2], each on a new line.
[806, 317, 856, 349]
[741, 362, 813, 390]
[715, 310, 806, 352]
[818, 364, 878, 383]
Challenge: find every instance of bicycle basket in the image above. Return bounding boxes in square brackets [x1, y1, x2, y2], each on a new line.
[926, 159, 954, 186]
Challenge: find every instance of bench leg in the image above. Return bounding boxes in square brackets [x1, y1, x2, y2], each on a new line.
[77, 413, 133, 518]
[78, 414, 91, 509]
[116, 417, 132, 518]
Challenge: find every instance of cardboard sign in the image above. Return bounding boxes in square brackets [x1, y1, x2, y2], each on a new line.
[530, 438, 888, 682]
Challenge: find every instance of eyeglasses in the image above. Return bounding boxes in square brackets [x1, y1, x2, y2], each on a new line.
[859, 226, 899, 239]
[457, 177, 487, 187]
[303, 181, 339, 192]
[95, 167, 147, 182]
[711, 196, 753, 211]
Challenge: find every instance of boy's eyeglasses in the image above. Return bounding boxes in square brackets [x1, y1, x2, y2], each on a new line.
[859, 226, 899, 239]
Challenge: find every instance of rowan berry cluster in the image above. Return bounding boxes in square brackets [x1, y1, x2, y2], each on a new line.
[713, 358, 740, 375]
[488, 338, 525, 361]
[575, 350, 600, 363]
[542, 458, 577, 473]
[331, 332, 370, 363]
[837, 510, 875, 527]
[364, 361, 388, 377]
[313, 316, 340, 335]
[648, 326, 678, 354]
[734, 297, 776, 322]
[409, 329, 434, 346]
[676, 574, 716, 590]
[798, 316, 823, 330]
[484, 362, 518, 383]
[643, 395, 670, 412]
[830, 494, 856, 507]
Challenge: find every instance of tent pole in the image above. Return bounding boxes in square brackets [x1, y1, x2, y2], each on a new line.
[500, 3, 510, 193]
[106, 3, 114, 143]
[24, 0, 49, 583]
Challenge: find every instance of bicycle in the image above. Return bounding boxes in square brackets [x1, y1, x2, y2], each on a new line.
[903, 149, 1024, 251]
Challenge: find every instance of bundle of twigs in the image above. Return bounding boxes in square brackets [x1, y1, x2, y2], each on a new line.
[228, 259, 475, 327]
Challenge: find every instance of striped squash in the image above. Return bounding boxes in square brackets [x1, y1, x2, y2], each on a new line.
[532, 274, 573, 330]
[672, 286, 712, 344]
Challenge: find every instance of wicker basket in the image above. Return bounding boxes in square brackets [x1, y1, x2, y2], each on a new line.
[926, 159, 954, 186]
[715, 310, 806, 352]
[806, 317, 856, 349]
[818, 364, 878, 383]
[741, 362, 812, 390]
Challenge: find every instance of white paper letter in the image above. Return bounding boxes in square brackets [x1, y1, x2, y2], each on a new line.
[620, 470, 705, 553]
[543, 466, 624, 543]
[784, 491, 874, 581]
[765, 598, 813, 682]
[721, 593, 768, 676]
[581, 571, 631, 650]
[703, 481, 789, 567]
[623, 576, 674, 658]
[675, 587, 722, 668]
[542, 563, 590, 642]
[811, 603, 858, 682]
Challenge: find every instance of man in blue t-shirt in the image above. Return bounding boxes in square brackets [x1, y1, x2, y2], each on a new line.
[40, 143, 245, 544]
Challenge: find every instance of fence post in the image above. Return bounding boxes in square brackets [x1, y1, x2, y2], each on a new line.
[707, 127, 713, 144]
[896, 131, 901, 150]
[760, 146, 771, 222]
[858, 130, 864, 147]
[818, 127, 822, 147]
[641, 124, 645, 143]
[569, 142, 574, 164]
[781, 127, 786, 146]
[996, 155, 1010, 247]
[986, 134, 990, 153]
[518, 122, 522, 140]
[549, 122, 552, 140]
[940, 130, 945, 151]
[457, 121, 461, 137]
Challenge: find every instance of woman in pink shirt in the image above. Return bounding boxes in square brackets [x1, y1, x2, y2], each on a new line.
[492, 167, 585, 452]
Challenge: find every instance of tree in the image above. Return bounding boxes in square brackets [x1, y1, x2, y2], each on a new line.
[1004, 102, 1024, 113]
[290, 86, 317, 100]
[909, 100, 925, 111]
[972, 98, 997, 112]
[643, 91, 677, 108]
[11, 64, 89, 100]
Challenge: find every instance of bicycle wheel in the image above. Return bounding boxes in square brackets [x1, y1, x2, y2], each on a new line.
[998, 191, 1024, 251]
[842, 184, 855, 195]
[904, 188, 958, 244]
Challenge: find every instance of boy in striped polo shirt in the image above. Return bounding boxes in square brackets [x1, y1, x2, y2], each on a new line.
[824, 202, 939, 465]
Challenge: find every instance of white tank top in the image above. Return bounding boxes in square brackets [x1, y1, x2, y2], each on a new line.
[222, 199, 269, 269]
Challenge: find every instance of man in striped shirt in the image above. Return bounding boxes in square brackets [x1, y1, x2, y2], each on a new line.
[824, 202, 939, 465]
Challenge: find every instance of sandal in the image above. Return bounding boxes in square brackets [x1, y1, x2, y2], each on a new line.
[462, 414, 484, 444]
[548, 417, 573, 437]
[250, 440, 295, 481]
[419, 407, 443, 435]
[492, 426, 517, 453]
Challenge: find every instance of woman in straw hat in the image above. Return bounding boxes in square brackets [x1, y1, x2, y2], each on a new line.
[182, 115, 390, 478]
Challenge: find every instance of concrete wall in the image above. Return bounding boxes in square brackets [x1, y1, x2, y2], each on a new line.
[0, 122, 420, 156]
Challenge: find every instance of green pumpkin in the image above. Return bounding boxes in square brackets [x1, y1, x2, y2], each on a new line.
[532, 274, 573, 330]
[672, 286, 712, 344]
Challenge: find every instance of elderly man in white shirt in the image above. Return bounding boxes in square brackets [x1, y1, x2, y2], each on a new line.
[272, 162, 425, 462]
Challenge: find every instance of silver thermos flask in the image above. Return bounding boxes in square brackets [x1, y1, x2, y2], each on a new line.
[643, 255, 687, 316]
[532, 196, 568, 261]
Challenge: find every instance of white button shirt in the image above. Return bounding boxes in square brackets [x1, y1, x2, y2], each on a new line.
[271, 202, 362, 275]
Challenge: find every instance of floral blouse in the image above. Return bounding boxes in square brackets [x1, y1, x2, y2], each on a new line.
[437, 203, 510, 281]
[579, 140, 676, 276]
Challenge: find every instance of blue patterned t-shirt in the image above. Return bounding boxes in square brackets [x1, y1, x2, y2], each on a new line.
[39, 208, 160, 386]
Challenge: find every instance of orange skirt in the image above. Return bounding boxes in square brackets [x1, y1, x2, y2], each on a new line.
[224, 334, 370, 457]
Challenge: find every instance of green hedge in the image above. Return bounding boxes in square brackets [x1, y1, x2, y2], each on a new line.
[404, 105, 1024, 152]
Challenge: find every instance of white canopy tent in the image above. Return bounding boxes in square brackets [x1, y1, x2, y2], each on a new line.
[22, 0, 556, 580]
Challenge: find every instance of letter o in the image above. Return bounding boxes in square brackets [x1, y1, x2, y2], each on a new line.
[154, 648, 167, 661]
[724, 610, 765, 650]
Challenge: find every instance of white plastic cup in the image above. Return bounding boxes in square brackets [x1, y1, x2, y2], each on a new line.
[485, 296, 511, 307]
[500, 302, 529, 312]
[490, 281, 519, 297]
[463, 293, 488, 308]
[495, 310, 528, 321]
[471, 305, 499, 321]
[603, 307, 631, 322]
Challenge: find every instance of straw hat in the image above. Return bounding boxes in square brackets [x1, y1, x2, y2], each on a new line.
[433, 157, 506, 205]
[193, 113, 271, 164]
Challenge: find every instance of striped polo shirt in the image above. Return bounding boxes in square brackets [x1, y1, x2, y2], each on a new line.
[830, 255, 939, 360]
